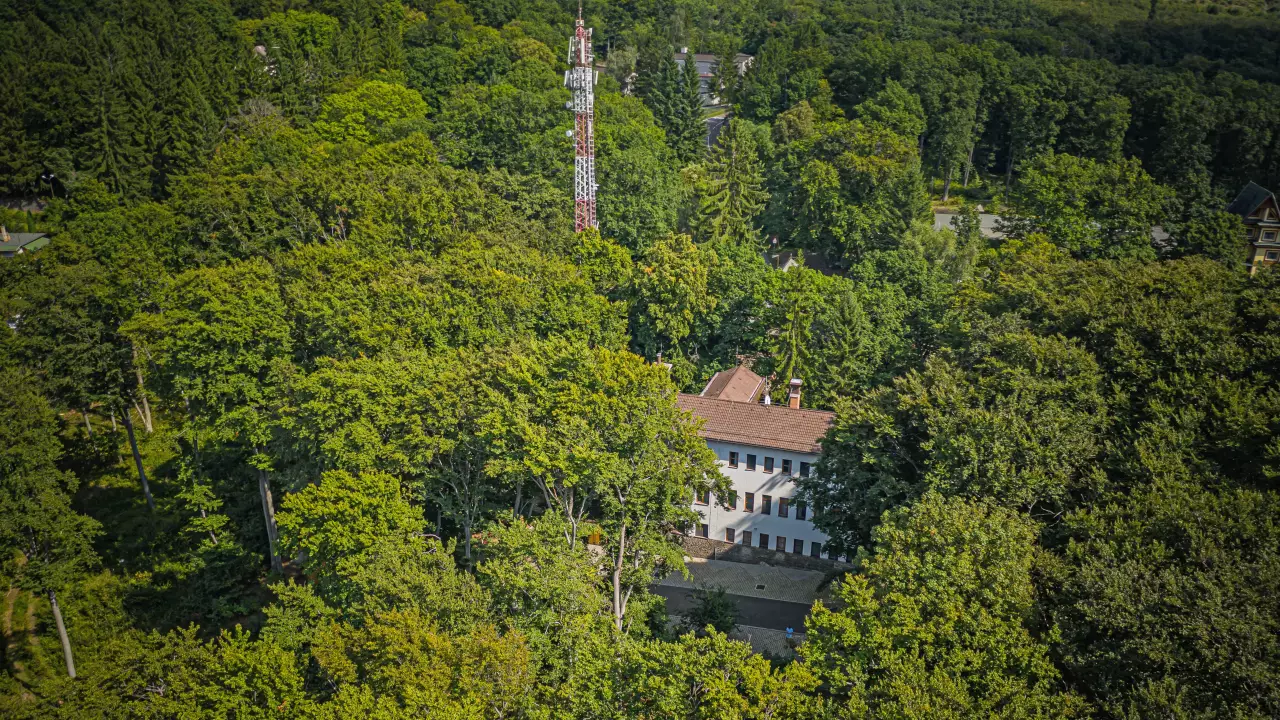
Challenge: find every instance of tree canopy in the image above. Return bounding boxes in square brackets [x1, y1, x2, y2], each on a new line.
[3, 0, 1280, 717]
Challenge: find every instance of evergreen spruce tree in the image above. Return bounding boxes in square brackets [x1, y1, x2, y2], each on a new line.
[635, 42, 680, 137]
[700, 118, 768, 245]
[672, 52, 707, 163]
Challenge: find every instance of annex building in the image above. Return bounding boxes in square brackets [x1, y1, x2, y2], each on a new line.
[677, 366, 837, 560]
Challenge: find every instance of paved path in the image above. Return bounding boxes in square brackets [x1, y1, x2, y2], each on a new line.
[655, 585, 812, 633]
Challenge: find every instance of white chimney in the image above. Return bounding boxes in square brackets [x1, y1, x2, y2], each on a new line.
[788, 378, 802, 409]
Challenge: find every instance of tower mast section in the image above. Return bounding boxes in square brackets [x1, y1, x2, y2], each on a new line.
[565, 4, 597, 231]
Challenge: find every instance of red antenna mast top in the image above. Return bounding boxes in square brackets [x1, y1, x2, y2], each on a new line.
[566, 3, 597, 232]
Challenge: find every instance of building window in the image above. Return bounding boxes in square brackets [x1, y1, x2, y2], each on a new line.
[796, 501, 807, 521]
[761, 495, 772, 515]
[746, 454, 757, 471]
[726, 492, 737, 510]
[1267, 250, 1279, 261]
[781, 458, 792, 475]
[1266, 232, 1278, 242]
[725, 528, 735, 543]
[744, 492, 755, 512]
[778, 497, 790, 518]
[695, 489, 709, 505]
[758, 533, 769, 549]
[793, 538, 803, 554]
[698, 523, 708, 538]
[742, 530, 752, 546]
[775, 535, 786, 552]
[810, 541, 822, 558]
[799, 461, 811, 477]
[764, 456, 774, 473]
[728, 451, 738, 468]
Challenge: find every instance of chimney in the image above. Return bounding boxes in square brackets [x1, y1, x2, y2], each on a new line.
[787, 378, 802, 409]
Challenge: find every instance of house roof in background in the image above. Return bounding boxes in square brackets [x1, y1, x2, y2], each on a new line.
[1227, 182, 1278, 218]
[0, 232, 49, 255]
[677, 394, 835, 454]
[700, 366, 765, 403]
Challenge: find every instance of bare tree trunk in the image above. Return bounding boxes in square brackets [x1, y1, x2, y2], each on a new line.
[81, 409, 93, 437]
[513, 482, 522, 518]
[122, 409, 154, 511]
[963, 144, 975, 187]
[463, 516, 473, 566]
[612, 523, 628, 631]
[256, 465, 283, 574]
[109, 408, 124, 465]
[942, 165, 953, 202]
[1005, 140, 1016, 195]
[48, 590, 75, 679]
[201, 508, 218, 545]
[132, 344, 153, 433]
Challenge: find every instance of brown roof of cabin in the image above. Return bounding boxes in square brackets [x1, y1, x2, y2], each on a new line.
[676, 393, 835, 454]
[700, 365, 765, 403]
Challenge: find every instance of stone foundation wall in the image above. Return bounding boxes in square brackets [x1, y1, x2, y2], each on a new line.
[680, 535, 852, 573]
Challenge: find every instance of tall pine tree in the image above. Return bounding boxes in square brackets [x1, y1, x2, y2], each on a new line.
[671, 52, 707, 163]
[700, 118, 768, 246]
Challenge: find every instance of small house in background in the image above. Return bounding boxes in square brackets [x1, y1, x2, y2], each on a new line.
[1227, 182, 1280, 273]
[765, 246, 838, 276]
[0, 228, 48, 258]
[674, 50, 753, 106]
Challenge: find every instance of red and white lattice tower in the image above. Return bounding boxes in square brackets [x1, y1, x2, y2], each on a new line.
[565, 6, 597, 231]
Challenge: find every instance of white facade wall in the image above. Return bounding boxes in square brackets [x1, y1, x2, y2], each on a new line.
[690, 439, 832, 559]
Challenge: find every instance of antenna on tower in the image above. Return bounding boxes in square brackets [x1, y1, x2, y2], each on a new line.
[565, 3, 597, 232]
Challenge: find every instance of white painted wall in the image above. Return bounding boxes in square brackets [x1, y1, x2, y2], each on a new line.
[690, 439, 832, 558]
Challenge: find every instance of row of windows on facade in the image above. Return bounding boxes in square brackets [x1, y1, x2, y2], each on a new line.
[726, 451, 810, 477]
[693, 525, 843, 560]
[695, 490, 809, 520]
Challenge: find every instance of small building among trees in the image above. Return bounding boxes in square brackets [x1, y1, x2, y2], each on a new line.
[1227, 182, 1280, 273]
[0, 229, 48, 258]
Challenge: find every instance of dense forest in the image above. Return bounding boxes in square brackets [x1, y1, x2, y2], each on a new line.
[2, 0, 1279, 717]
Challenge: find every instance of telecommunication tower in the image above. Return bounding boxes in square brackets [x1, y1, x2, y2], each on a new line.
[564, 5, 597, 231]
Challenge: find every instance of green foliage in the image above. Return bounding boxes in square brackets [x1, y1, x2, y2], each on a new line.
[130, 257, 292, 449]
[700, 118, 768, 246]
[803, 493, 1087, 718]
[278, 470, 427, 584]
[312, 80, 429, 144]
[806, 332, 1107, 549]
[628, 233, 714, 359]
[1003, 152, 1174, 260]
[0, 369, 101, 594]
[1048, 479, 1280, 718]
[7, 0, 1280, 714]
[682, 586, 739, 636]
[780, 117, 928, 266]
[671, 51, 709, 163]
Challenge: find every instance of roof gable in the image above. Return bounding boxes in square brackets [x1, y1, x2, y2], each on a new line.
[700, 366, 765, 403]
[1228, 182, 1277, 218]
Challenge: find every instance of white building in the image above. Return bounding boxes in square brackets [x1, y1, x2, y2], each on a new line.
[677, 366, 837, 559]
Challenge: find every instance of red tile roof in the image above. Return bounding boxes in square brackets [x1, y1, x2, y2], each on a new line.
[676, 393, 835, 454]
[700, 366, 765, 403]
